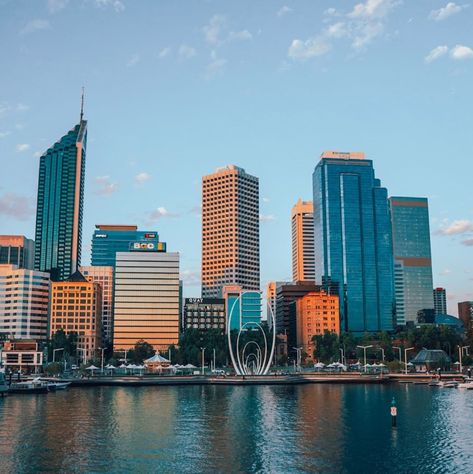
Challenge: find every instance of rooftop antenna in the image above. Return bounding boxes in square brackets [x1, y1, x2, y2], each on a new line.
[80, 86, 85, 122]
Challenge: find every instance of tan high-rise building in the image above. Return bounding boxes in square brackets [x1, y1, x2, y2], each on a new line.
[50, 271, 102, 362]
[291, 199, 315, 282]
[202, 165, 259, 298]
[80, 265, 114, 344]
[296, 290, 339, 360]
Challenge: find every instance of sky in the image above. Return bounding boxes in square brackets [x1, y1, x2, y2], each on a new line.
[0, 0, 472, 314]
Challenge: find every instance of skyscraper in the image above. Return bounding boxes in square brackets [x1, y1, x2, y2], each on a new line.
[113, 248, 180, 351]
[91, 225, 165, 267]
[389, 197, 434, 323]
[433, 287, 447, 315]
[202, 165, 260, 298]
[291, 199, 315, 282]
[34, 108, 87, 281]
[0, 235, 34, 269]
[313, 151, 395, 333]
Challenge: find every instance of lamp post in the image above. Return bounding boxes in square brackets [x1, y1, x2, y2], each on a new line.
[458, 345, 470, 373]
[392, 346, 401, 368]
[200, 347, 206, 375]
[357, 345, 373, 371]
[53, 348, 64, 363]
[213, 348, 216, 373]
[98, 347, 105, 374]
[168, 348, 171, 364]
[339, 348, 345, 365]
[76, 347, 87, 367]
[377, 347, 385, 363]
[404, 347, 414, 375]
[292, 347, 302, 372]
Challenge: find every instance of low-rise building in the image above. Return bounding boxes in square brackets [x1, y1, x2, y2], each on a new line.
[222, 285, 262, 332]
[0, 340, 44, 373]
[183, 298, 225, 332]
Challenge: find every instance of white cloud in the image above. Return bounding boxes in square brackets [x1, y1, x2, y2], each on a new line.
[437, 219, 473, 235]
[228, 30, 252, 41]
[288, 37, 331, 60]
[351, 21, 384, 49]
[324, 7, 339, 16]
[425, 45, 449, 63]
[158, 47, 171, 59]
[450, 44, 473, 59]
[262, 197, 270, 203]
[148, 207, 179, 221]
[20, 19, 50, 35]
[429, 2, 467, 21]
[277, 5, 293, 17]
[126, 53, 140, 67]
[0, 131, 11, 139]
[16, 103, 29, 112]
[181, 269, 201, 286]
[178, 44, 197, 59]
[94, 0, 125, 12]
[95, 176, 119, 196]
[205, 50, 227, 78]
[326, 21, 348, 39]
[462, 238, 473, 246]
[349, 0, 401, 19]
[48, 0, 69, 14]
[203, 14, 226, 44]
[0, 192, 34, 220]
[260, 214, 276, 222]
[16, 144, 30, 152]
[33, 151, 42, 158]
[134, 172, 151, 185]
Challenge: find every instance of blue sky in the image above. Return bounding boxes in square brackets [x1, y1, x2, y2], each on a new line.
[0, 0, 472, 313]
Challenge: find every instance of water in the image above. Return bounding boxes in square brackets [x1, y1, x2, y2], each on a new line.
[0, 384, 472, 473]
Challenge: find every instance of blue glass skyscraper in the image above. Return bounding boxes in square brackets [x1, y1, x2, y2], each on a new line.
[389, 197, 434, 324]
[313, 151, 395, 333]
[34, 113, 87, 281]
[91, 225, 165, 267]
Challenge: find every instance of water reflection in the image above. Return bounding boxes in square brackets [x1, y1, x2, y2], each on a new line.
[0, 384, 472, 473]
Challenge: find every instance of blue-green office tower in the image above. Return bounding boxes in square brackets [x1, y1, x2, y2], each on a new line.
[34, 114, 87, 281]
[313, 151, 395, 333]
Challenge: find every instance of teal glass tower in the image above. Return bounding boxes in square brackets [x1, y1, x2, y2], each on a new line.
[313, 151, 395, 334]
[34, 107, 87, 281]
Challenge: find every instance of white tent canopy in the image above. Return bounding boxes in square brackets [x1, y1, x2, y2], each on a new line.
[85, 365, 99, 371]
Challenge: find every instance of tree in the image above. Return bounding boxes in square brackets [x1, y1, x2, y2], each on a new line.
[47, 330, 78, 362]
[313, 331, 339, 363]
[128, 340, 155, 363]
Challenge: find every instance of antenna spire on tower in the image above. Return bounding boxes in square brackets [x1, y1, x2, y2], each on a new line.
[80, 87, 85, 122]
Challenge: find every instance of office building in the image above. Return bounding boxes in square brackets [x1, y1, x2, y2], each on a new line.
[80, 265, 114, 344]
[222, 285, 262, 332]
[50, 271, 102, 362]
[389, 197, 434, 323]
[183, 298, 226, 332]
[313, 151, 395, 333]
[394, 261, 406, 326]
[34, 113, 87, 281]
[91, 225, 165, 267]
[0, 340, 44, 374]
[433, 288, 447, 315]
[0, 264, 50, 340]
[113, 249, 180, 351]
[202, 165, 260, 298]
[296, 290, 340, 360]
[0, 235, 34, 269]
[458, 301, 473, 331]
[266, 281, 286, 328]
[291, 199, 315, 282]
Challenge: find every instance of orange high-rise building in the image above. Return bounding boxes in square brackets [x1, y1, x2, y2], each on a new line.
[202, 165, 259, 298]
[296, 291, 339, 359]
[50, 271, 102, 362]
[291, 199, 315, 282]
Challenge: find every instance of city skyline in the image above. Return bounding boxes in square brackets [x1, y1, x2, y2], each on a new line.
[1, 0, 472, 314]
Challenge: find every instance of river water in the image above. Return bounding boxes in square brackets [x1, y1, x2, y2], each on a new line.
[0, 383, 472, 473]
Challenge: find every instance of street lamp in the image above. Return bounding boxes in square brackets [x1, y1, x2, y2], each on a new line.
[200, 347, 206, 375]
[98, 347, 105, 374]
[458, 345, 470, 373]
[292, 347, 302, 372]
[339, 348, 345, 365]
[76, 348, 87, 366]
[377, 347, 385, 363]
[404, 347, 415, 375]
[53, 348, 64, 363]
[357, 345, 373, 371]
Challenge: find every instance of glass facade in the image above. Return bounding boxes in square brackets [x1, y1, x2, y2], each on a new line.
[313, 153, 395, 333]
[225, 289, 262, 332]
[183, 298, 226, 332]
[91, 226, 164, 267]
[389, 197, 434, 323]
[0, 236, 34, 269]
[34, 120, 87, 281]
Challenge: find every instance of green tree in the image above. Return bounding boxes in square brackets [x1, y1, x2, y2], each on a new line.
[313, 331, 339, 363]
[128, 340, 155, 363]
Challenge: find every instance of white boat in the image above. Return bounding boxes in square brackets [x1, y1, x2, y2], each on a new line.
[457, 381, 473, 389]
[47, 381, 71, 391]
